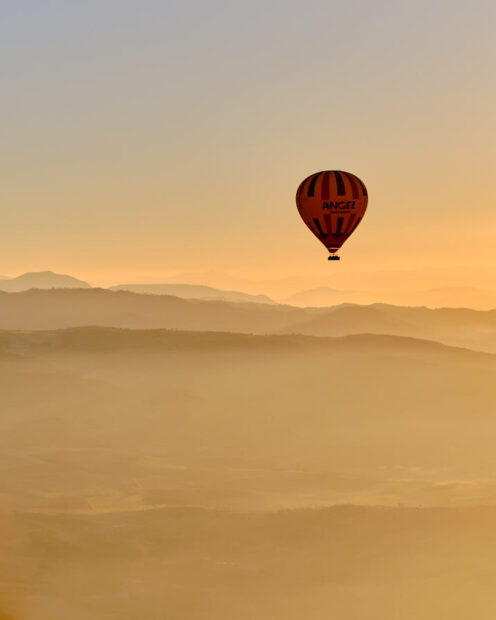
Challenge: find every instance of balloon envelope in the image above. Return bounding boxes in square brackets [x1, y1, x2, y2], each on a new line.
[296, 171, 368, 256]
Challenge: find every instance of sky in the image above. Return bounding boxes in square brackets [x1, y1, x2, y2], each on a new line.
[1, 0, 495, 289]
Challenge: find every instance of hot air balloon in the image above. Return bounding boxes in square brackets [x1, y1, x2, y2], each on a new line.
[296, 170, 368, 260]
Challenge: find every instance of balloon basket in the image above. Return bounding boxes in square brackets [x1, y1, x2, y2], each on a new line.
[328, 255, 340, 261]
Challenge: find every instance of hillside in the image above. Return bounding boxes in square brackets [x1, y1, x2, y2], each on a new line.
[0, 289, 496, 352]
[1, 326, 495, 617]
[0, 288, 310, 333]
[0, 326, 495, 515]
[7, 505, 496, 620]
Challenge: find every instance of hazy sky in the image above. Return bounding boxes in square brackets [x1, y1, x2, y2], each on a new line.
[1, 0, 495, 286]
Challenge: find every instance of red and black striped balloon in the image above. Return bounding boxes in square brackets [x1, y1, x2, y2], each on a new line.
[296, 171, 368, 256]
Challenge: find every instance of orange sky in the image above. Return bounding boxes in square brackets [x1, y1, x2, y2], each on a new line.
[1, 1, 495, 292]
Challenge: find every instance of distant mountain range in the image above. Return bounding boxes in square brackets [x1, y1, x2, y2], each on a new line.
[0, 272, 273, 304]
[140, 265, 496, 299]
[110, 283, 275, 304]
[0, 271, 91, 292]
[0, 288, 495, 353]
[2, 271, 496, 310]
[284, 286, 496, 310]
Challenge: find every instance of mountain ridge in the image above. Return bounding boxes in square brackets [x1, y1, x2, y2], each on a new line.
[284, 285, 496, 310]
[0, 270, 91, 292]
[1, 325, 493, 360]
[110, 282, 275, 304]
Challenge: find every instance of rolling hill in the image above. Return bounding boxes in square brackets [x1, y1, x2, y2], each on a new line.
[0, 325, 495, 514]
[0, 289, 496, 352]
[1, 326, 495, 618]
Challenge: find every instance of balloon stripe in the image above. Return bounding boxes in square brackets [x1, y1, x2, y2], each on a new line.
[307, 172, 323, 197]
[321, 171, 330, 200]
[345, 173, 359, 199]
[335, 217, 344, 236]
[345, 214, 356, 233]
[312, 218, 325, 236]
[334, 171, 346, 196]
[349, 216, 362, 234]
[324, 214, 333, 235]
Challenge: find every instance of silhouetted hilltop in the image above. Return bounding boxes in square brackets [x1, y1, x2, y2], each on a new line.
[0, 270, 91, 292]
[110, 282, 275, 304]
[0, 289, 496, 352]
